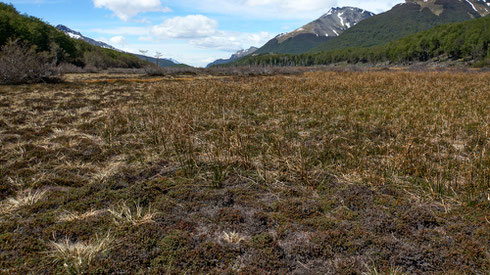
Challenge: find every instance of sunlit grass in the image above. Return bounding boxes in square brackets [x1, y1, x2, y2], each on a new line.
[49, 233, 113, 272]
[108, 201, 158, 226]
[0, 189, 46, 214]
[58, 209, 104, 222]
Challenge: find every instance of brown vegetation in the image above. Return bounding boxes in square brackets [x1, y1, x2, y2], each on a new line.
[0, 71, 488, 273]
[0, 39, 59, 84]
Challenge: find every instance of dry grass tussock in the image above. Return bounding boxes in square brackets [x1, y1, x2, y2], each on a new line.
[49, 233, 113, 272]
[0, 189, 46, 214]
[221, 231, 246, 244]
[0, 71, 488, 273]
[108, 201, 158, 226]
[58, 209, 104, 222]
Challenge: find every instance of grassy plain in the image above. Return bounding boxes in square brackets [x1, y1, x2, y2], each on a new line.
[0, 70, 489, 273]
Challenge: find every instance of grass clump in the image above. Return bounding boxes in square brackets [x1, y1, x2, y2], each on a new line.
[58, 209, 104, 222]
[0, 189, 46, 214]
[108, 201, 157, 226]
[49, 233, 113, 273]
[221, 231, 246, 244]
[0, 70, 488, 273]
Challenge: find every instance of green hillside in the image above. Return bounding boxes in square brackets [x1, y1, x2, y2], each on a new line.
[232, 16, 490, 66]
[311, 0, 483, 53]
[255, 33, 332, 55]
[0, 3, 147, 69]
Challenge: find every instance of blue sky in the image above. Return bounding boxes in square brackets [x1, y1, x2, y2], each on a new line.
[5, 0, 404, 66]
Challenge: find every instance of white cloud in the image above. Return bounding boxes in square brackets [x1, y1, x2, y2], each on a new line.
[92, 14, 270, 52]
[89, 1, 407, 67]
[117, 41, 231, 67]
[110, 35, 127, 45]
[244, 0, 335, 12]
[150, 15, 218, 39]
[167, 0, 404, 18]
[190, 31, 273, 52]
[92, 0, 171, 21]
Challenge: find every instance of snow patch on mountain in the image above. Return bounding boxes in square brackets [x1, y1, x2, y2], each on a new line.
[56, 25, 181, 66]
[206, 46, 258, 67]
[465, 0, 478, 11]
[275, 7, 374, 43]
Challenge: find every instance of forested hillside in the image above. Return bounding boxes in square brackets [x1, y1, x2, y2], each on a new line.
[232, 16, 490, 67]
[311, 0, 486, 53]
[0, 3, 147, 69]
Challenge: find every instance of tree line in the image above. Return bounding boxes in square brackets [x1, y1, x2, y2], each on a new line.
[231, 16, 490, 67]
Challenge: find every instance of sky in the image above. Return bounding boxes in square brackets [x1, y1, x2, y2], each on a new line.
[4, 0, 404, 67]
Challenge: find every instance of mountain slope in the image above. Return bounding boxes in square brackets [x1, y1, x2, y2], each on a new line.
[254, 7, 374, 55]
[232, 16, 490, 66]
[56, 25, 181, 67]
[0, 3, 148, 69]
[207, 47, 258, 67]
[56, 25, 117, 50]
[312, 0, 489, 53]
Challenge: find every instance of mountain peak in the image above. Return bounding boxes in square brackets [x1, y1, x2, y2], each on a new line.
[253, 6, 374, 55]
[312, 0, 489, 53]
[207, 46, 259, 67]
[56, 25, 117, 49]
[325, 6, 375, 17]
[56, 25, 81, 36]
[403, 0, 489, 16]
[276, 6, 374, 43]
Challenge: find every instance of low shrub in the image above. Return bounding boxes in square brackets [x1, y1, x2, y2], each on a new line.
[0, 39, 59, 84]
[144, 65, 199, 76]
[58, 63, 84, 74]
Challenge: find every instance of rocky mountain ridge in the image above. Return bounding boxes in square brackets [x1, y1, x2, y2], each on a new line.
[207, 47, 258, 67]
[254, 7, 374, 55]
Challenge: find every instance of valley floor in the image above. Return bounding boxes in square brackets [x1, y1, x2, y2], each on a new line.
[0, 71, 488, 273]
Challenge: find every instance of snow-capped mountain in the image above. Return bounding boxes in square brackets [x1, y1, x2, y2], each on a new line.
[56, 25, 118, 51]
[207, 47, 259, 67]
[313, 0, 490, 53]
[56, 25, 182, 67]
[279, 7, 374, 42]
[404, 0, 489, 17]
[254, 7, 374, 55]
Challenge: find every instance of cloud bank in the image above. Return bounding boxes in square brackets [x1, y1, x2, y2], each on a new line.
[167, 0, 405, 18]
[92, 0, 171, 21]
[150, 15, 218, 39]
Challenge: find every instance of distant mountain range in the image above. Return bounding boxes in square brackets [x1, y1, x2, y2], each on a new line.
[207, 47, 258, 67]
[207, 7, 374, 67]
[254, 7, 375, 55]
[233, 14, 490, 67]
[56, 25, 181, 67]
[220, 0, 489, 67]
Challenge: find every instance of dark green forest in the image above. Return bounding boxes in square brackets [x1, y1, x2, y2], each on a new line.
[311, 1, 482, 53]
[254, 34, 332, 55]
[231, 16, 490, 67]
[0, 3, 147, 69]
